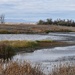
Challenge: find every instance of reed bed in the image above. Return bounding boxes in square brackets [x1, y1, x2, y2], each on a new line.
[0, 59, 45, 75]
[49, 63, 75, 75]
[0, 59, 75, 75]
[0, 43, 15, 60]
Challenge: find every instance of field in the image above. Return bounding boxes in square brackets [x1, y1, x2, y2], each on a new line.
[0, 24, 75, 34]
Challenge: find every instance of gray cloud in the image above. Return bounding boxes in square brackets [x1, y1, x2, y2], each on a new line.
[0, 0, 75, 19]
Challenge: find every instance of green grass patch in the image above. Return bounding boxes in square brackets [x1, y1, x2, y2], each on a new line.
[0, 40, 53, 49]
[0, 40, 38, 48]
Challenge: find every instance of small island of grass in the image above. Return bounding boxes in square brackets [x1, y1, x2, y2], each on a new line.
[0, 40, 74, 57]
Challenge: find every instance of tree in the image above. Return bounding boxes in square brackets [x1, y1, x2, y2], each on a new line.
[37, 20, 45, 25]
[0, 14, 5, 24]
[46, 19, 52, 24]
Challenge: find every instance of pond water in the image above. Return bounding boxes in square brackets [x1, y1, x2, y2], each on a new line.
[13, 45, 75, 62]
[0, 32, 75, 73]
[0, 32, 75, 41]
[13, 45, 75, 73]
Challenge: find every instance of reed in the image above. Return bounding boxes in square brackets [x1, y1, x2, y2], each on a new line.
[0, 60, 45, 75]
[0, 59, 75, 75]
[0, 43, 15, 60]
[49, 63, 75, 75]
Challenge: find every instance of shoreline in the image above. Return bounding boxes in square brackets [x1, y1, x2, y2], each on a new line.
[0, 40, 75, 53]
[0, 40, 75, 62]
[15, 41, 75, 53]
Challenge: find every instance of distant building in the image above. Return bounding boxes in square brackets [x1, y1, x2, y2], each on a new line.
[0, 14, 5, 24]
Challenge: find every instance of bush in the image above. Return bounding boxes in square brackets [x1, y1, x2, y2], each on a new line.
[0, 43, 15, 60]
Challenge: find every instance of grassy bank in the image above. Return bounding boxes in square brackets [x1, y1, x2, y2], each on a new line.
[0, 40, 74, 59]
[0, 29, 73, 34]
[0, 40, 74, 52]
[45, 29, 73, 34]
[0, 40, 38, 48]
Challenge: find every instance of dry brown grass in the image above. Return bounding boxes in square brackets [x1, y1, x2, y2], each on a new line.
[0, 59, 75, 75]
[0, 24, 75, 34]
[49, 63, 75, 75]
[0, 60, 45, 75]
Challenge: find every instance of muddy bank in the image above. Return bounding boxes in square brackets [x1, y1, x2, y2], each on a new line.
[16, 41, 75, 53]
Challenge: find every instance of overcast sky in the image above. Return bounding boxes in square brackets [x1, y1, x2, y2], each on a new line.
[0, 0, 75, 22]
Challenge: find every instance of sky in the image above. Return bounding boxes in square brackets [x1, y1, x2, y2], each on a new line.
[0, 0, 75, 23]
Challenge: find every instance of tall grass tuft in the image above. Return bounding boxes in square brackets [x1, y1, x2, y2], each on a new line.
[0, 43, 15, 60]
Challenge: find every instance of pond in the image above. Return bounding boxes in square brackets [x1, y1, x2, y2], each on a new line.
[0, 32, 75, 41]
[0, 32, 75, 73]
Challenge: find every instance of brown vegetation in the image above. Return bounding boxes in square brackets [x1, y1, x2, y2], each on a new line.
[0, 60, 45, 75]
[0, 40, 73, 53]
[0, 24, 75, 34]
[49, 63, 75, 75]
[0, 40, 73, 59]
[0, 59, 75, 75]
[0, 43, 15, 60]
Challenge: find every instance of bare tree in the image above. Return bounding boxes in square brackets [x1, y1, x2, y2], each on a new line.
[0, 14, 5, 24]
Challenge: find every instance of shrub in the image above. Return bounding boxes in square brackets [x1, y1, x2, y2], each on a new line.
[0, 43, 15, 60]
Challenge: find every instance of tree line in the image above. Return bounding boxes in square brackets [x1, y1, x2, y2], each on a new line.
[37, 18, 75, 26]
